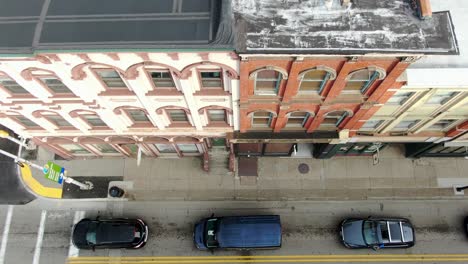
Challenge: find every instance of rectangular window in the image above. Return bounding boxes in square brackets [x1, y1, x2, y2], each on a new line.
[177, 144, 199, 153]
[47, 115, 73, 127]
[387, 91, 414, 105]
[39, 77, 72, 94]
[426, 91, 458, 105]
[428, 119, 457, 131]
[392, 119, 420, 131]
[0, 76, 29, 94]
[14, 116, 40, 128]
[82, 114, 107, 127]
[168, 109, 188, 122]
[200, 71, 222, 88]
[361, 119, 383, 130]
[92, 144, 119, 154]
[252, 112, 273, 127]
[150, 71, 175, 88]
[155, 144, 177, 153]
[207, 109, 226, 122]
[96, 70, 126, 88]
[127, 110, 150, 122]
[60, 144, 91, 154]
[286, 112, 308, 128]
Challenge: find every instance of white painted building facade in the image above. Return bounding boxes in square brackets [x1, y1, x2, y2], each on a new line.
[0, 51, 239, 163]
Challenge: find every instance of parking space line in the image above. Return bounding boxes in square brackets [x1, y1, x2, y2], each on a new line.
[32, 210, 47, 264]
[68, 211, 85, 258]
[0, 205, 13, 264]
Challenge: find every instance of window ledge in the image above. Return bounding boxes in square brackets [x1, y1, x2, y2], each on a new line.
[98, 90, 135, 96]
[146, 89, 183, 96]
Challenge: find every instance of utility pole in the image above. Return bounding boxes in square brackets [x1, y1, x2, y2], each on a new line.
[0, 130, 93, 190]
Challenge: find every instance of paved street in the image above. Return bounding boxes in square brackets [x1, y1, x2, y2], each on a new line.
[1, 199, 468, 264]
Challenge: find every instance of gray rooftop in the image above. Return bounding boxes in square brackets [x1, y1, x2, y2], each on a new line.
[232, 0, 459, 55]
[0, 0, 233, 54]
[411, 0, 468, 68]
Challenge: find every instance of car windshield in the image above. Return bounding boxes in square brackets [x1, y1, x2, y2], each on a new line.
[363, 220, 380, 245]
[86, 222, 97, 245]
[204, 218, 219, 248]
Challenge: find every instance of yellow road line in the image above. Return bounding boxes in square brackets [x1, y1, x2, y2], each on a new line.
[67, 254, 468, 263]
[20, 164, 62, 199]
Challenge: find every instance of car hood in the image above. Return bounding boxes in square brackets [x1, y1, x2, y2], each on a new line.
[342, 220, 366, 247]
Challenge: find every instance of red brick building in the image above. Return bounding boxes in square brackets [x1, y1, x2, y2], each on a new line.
[229, 0, 458, 165]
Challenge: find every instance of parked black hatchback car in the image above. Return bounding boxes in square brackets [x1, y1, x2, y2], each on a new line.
[340, 217, 415, 250]
[72, 218, 148, 249]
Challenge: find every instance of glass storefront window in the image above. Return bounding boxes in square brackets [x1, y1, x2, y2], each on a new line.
[177, 144, 199, 153]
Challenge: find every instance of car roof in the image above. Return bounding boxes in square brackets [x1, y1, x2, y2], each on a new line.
[96, 222, 135, 244]
[217, 215, 281, 248]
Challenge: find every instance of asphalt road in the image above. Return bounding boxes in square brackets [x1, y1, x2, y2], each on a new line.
[1, 199, 468, 264]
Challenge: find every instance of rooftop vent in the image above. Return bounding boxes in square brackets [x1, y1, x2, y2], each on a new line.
[416, 0, 433, 19]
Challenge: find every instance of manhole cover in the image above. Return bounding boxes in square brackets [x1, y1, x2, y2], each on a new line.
[298, 163, 309, 174]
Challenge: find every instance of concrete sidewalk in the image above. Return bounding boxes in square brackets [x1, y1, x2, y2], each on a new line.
[29, 145, 468, 201]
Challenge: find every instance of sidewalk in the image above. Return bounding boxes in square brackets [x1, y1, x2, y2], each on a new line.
[28, 145, 468, 201]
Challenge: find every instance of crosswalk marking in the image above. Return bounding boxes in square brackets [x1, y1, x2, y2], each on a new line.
[0, 205, 13, 264]
[32, 210, 47, 264]
[68, 211, 85, 258]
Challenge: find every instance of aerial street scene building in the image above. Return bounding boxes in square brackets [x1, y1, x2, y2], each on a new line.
[0, 0, 467, 263]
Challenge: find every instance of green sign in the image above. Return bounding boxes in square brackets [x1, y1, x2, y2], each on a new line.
[43, 161, 65, 184]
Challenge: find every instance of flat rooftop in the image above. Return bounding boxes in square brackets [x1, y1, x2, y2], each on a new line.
[0, 0, 233, 54]
[232, 0, 459, 55]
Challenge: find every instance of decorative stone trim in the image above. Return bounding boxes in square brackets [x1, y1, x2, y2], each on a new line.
[249, 66, 289, 80]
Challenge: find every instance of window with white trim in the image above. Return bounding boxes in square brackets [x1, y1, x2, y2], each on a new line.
[92, 144, 119, 154]
[167, 109, 188, 122]
[13, 115, 40, 128]
[127, 109, 150, 122]
[392, 119, 420, 131]
[425, 91, 459, 105]
[95, 70, 127, 89]
[38, 77, 72, 94]
[427, 119, 457, 131]
[154, 144, 177, 153]
[345, 69, 380, 94]
[286, 111, 310, 128]
[252, 111, 274, 128]
[82, 114, 107, 127]
[150, 71, 175, 88]
[298, 70, 330, 95]
[60, 144, 91, 154]
[207, 109, 227, 123]
[361, 119, 383, 130]
[387, 91, 415, 105]
[254, 70, 282, 95]
[177, 144, 199, 153]
[200, 71, 222, 89]
[0, 76, 29, 94]
[46, 114, 73, 128]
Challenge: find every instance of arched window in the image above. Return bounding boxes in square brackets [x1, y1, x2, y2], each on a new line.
[298, 67, 336, 95]
[285, 111, 313, 129]
[0, 72, 32, 98]
[198, 106, 232, 127]
[21, 68, 74, 96]
[33, 111, 77, 130]
[157, 106, 193, 127]
[70, 110, 109, 130]
[320, 110, 351, 130]
[114, 107, 153, 128]
[345, 68, 385, 94]
[8, 114, 43, 130]
[254, 70, 283, 96]
[251, 111, 276, 128]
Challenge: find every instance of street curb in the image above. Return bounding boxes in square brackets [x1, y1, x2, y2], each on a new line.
[19, 163, 63, 199]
